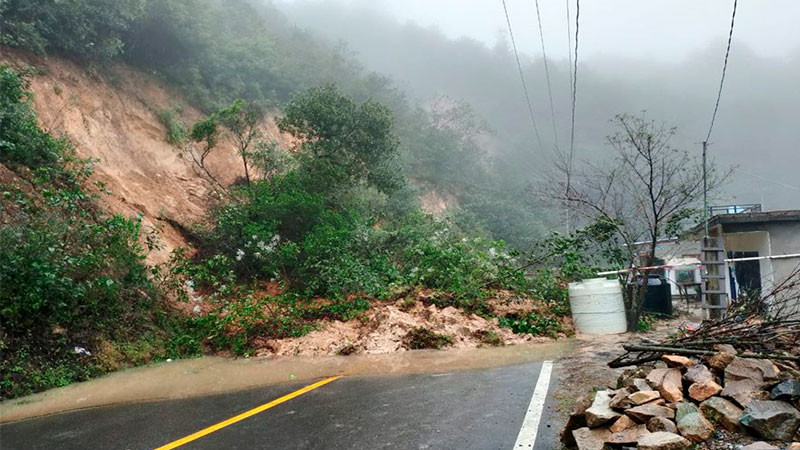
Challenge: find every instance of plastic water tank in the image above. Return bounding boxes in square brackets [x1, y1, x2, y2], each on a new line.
[568, 278, 627, 334]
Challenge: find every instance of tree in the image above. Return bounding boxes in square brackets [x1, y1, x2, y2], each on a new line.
[277, 84, 404, 195]
[217, 99, 265, 186]
[550, 113, 727, 330]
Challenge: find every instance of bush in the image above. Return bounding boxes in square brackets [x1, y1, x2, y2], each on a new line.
[498, 312, 564, 338]
[403, 327, 453, 350]
[0, 67, 195, 399]
[156, 109, 188, 145]
[0, 66, 68, 168]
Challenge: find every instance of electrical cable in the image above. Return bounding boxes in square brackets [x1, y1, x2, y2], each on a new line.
[705, 0, 738, 143]
[501, 0, 544, 152]
[534, 0, 559, 149]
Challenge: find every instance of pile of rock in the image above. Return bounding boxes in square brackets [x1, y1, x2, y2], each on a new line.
[562, 346, 800, 449]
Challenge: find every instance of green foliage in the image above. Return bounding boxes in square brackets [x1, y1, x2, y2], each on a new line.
[474, 330, 504, 347]
[0, 67, 195, 399]
[278, 85, 404, 195]
[156, 108, 188, 145]
[0, 0, 146, 59]
[0, 66, 67, 168]
[498, 312, 564, 338]
[403, 327, 453, 350]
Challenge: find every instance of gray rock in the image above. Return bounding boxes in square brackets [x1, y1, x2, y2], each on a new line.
[699, 396, 744, 432]
[721, 379, 770, 407]
[739, 399, 800, 441]
[585, 390, 621, 428]
[646, 417, 678, 434]
[740, 443, 779, 450]
[724, 357, 780, 386]
[636, 431, 692, 449]
[674, 403, 714, 443]
[605, 423, 650, 446]
[610, 388, 633, 409]
[684, 364, 714, 384]
[626, 403, 676, 422]
[770, 379, 800, 401]
[572, 427, 611, 450]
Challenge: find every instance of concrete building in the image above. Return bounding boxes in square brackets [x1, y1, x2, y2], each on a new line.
[692, 209, 800, 316]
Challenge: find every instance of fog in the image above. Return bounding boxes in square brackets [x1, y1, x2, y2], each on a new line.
[275, 0, 800, 210]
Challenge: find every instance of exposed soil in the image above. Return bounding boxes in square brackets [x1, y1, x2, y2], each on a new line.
[0, 48, 292, 264]
[255, 296, 560, 357]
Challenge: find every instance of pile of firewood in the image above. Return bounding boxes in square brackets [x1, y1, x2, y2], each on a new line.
[561, 266, 800, 449]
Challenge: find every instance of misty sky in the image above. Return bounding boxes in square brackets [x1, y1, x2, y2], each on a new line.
[276, 0, 800, 63]
[276, 0, 800, 209]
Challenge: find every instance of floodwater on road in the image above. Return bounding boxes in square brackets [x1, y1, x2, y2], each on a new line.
[0, 339, 576, 423]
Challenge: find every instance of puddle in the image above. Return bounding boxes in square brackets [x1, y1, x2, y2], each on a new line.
[0, 340, 576, 423]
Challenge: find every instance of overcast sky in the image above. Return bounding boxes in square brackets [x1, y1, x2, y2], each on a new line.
[276, 0, 800, 63]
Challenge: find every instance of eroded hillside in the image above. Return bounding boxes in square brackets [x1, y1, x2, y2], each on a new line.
[1, 49, 291, 263]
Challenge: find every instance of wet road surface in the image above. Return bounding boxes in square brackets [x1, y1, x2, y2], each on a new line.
[0, 362, 562, 449]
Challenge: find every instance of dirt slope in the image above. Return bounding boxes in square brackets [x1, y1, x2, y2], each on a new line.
[1, 49, 290, 264]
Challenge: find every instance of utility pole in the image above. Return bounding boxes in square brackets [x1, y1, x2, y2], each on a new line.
[700, 140, 725, 320]
[702, 141, 708, 238]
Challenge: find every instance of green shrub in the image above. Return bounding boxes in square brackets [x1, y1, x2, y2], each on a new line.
[0, 67, 195, 399]
[156, 109, 188, 145]
[403, 327, 453, 350]
[498, 312, 564, 338]
[0, 66, 68, 168]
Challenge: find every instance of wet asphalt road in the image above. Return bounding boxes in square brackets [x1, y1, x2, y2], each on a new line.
[0, 362, 561, 450]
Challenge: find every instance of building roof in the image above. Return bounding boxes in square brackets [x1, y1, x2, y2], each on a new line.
[689, 210, 800, 235]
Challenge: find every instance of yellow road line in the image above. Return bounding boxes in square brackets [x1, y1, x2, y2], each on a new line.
[153, 376, 342, 450]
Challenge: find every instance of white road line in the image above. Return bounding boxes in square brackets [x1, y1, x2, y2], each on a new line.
[512, 360, 553, 449]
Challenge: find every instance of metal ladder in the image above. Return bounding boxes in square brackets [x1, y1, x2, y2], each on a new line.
[701, 236, 729, 319]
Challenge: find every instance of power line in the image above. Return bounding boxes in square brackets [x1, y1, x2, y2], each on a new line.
[533, 0, 559, 150]
[705, 0, 738, 143]
[565, 0, 573, 112]
[501, 0, 544, 152]
[567, 0, 579, 190]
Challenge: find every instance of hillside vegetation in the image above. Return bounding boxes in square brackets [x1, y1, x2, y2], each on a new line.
[0, 0, 596, 399]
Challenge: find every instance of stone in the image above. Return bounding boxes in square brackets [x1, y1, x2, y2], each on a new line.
[787, 443, 800, 450]
[741, 443, 780, 450]
[585, 390, 621, 428]
[636, 431, 692, 450]
[659, 369, 684, 403]
[724, 357, 780, 386]
[688, 379, 722, 402]
[605, 424, 650, 446]
[699, 396, 744, 432]
[560, 393, 594, 446]
[771, 379, 800, 401]
[610, 414, 637, 432]
[646, 368, 671, 388]
[683, 364, 714, 384]
[610, 388, 633, 409]
[572, 427, 611, 450]
[740, 400, 800, 441]
[627, 378, 653, 392]
[707, 351, 736, 371]
[674, 403, 714, 443]
[721, 379, 770, 407]
[646, 417, 678, 434]
[714, 344, 737, 354]
[629, 390, 662, 405]
[626, 403, 676, 423]
[662, 355, 694, 368]
[618, 365, 656, 390]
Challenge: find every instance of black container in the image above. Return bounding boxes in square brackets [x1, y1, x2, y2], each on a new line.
[641, 274, 673, 316]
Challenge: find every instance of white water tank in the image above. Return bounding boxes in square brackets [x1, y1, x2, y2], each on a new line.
[568, 278, 627, 334]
